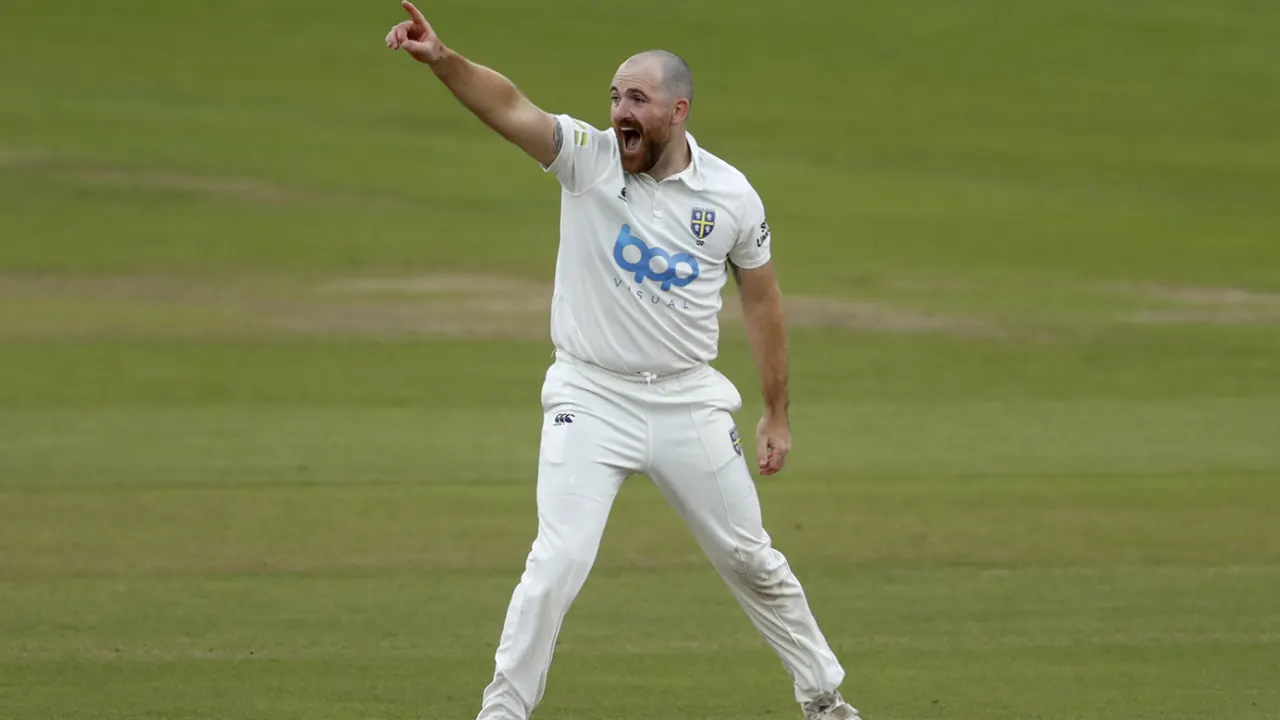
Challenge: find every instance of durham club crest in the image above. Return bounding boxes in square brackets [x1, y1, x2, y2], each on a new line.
[690, 207, 716, 244]
[729, 426, 743, 456]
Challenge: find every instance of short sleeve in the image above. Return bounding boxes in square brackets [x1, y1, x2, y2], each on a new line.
[728, 187, 772, 270]
[542, 114, 617, 194]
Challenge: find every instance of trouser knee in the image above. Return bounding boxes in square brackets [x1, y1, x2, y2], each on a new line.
[714, 543, 793, 594]
[525, 533, 599, 590]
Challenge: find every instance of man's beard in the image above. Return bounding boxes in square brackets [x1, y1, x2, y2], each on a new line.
[616, 123, 669, 174]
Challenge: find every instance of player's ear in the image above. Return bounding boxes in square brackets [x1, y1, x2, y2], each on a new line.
[672, 98, 690, 125]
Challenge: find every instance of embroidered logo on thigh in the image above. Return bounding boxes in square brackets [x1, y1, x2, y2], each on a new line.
[729, 426, 743, 456]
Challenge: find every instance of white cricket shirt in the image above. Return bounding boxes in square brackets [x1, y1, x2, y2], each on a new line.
[541, 113, 773, 376]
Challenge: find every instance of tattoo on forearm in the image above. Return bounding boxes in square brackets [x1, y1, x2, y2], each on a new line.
[552, 122, 563, 154]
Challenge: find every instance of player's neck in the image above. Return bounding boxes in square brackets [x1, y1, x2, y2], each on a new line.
[645, 134, 691, 182]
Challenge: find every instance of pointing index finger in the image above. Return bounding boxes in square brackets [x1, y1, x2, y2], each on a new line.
[401, 0, 427, 28]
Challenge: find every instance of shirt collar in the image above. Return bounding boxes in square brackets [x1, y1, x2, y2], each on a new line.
[670, 132, 706, 190]
[639, 132, 705, 190]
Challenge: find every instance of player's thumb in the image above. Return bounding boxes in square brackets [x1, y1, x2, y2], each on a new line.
[400, 39, 432, 60]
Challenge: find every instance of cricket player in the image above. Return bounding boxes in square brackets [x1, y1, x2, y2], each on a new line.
[385, 3, 860, 718]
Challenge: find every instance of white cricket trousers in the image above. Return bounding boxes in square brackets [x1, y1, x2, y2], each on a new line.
[475, 351, 846, 720]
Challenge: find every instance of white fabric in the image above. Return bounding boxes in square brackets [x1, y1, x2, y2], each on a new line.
[541, 114, 773, 376]
[475, 357, 846, 720]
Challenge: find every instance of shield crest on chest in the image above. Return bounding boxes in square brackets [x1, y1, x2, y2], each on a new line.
[690, 207, 716, 244]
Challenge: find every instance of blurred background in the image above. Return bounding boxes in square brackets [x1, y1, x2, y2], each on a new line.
[1, 1, 1278, 718]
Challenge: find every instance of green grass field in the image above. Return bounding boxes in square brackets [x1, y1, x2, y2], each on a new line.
[3, 1, 1279, 718]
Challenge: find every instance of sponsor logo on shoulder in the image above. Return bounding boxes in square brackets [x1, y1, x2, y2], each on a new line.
[756, 219, 770, 247]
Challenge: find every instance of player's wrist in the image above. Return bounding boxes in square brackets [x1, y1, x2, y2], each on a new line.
[422, 45, 454, 70]
[763, 402, 790, 422]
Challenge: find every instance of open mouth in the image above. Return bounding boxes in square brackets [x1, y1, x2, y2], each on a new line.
[620, 127, 643, 153]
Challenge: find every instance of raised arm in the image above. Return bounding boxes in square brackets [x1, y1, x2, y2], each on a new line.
[385, 1, 559, 167]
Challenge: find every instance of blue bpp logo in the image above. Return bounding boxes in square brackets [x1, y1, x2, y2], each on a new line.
[613, 224, 699, 291]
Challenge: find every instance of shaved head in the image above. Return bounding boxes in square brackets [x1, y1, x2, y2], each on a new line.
[622, 50, 694, 106]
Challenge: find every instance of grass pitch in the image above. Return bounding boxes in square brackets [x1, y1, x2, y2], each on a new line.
[2, 1, 1279, 718]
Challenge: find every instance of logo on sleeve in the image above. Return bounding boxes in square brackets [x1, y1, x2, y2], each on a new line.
[690, 207, 717, 245]
[756, 219, 771, 248]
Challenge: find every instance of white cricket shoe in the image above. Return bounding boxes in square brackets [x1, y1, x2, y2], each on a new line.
[802, 690, 861, 720]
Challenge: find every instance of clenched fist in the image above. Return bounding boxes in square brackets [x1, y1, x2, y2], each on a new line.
[756, 411, 791, 476]
[385, 1, 447, 64]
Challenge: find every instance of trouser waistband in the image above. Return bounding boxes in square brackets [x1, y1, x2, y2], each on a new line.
[554, 350, 708, 385]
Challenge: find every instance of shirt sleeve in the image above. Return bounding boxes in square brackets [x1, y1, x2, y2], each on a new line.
[728, 186, 772, 270]
[542, 114, 617, 194]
